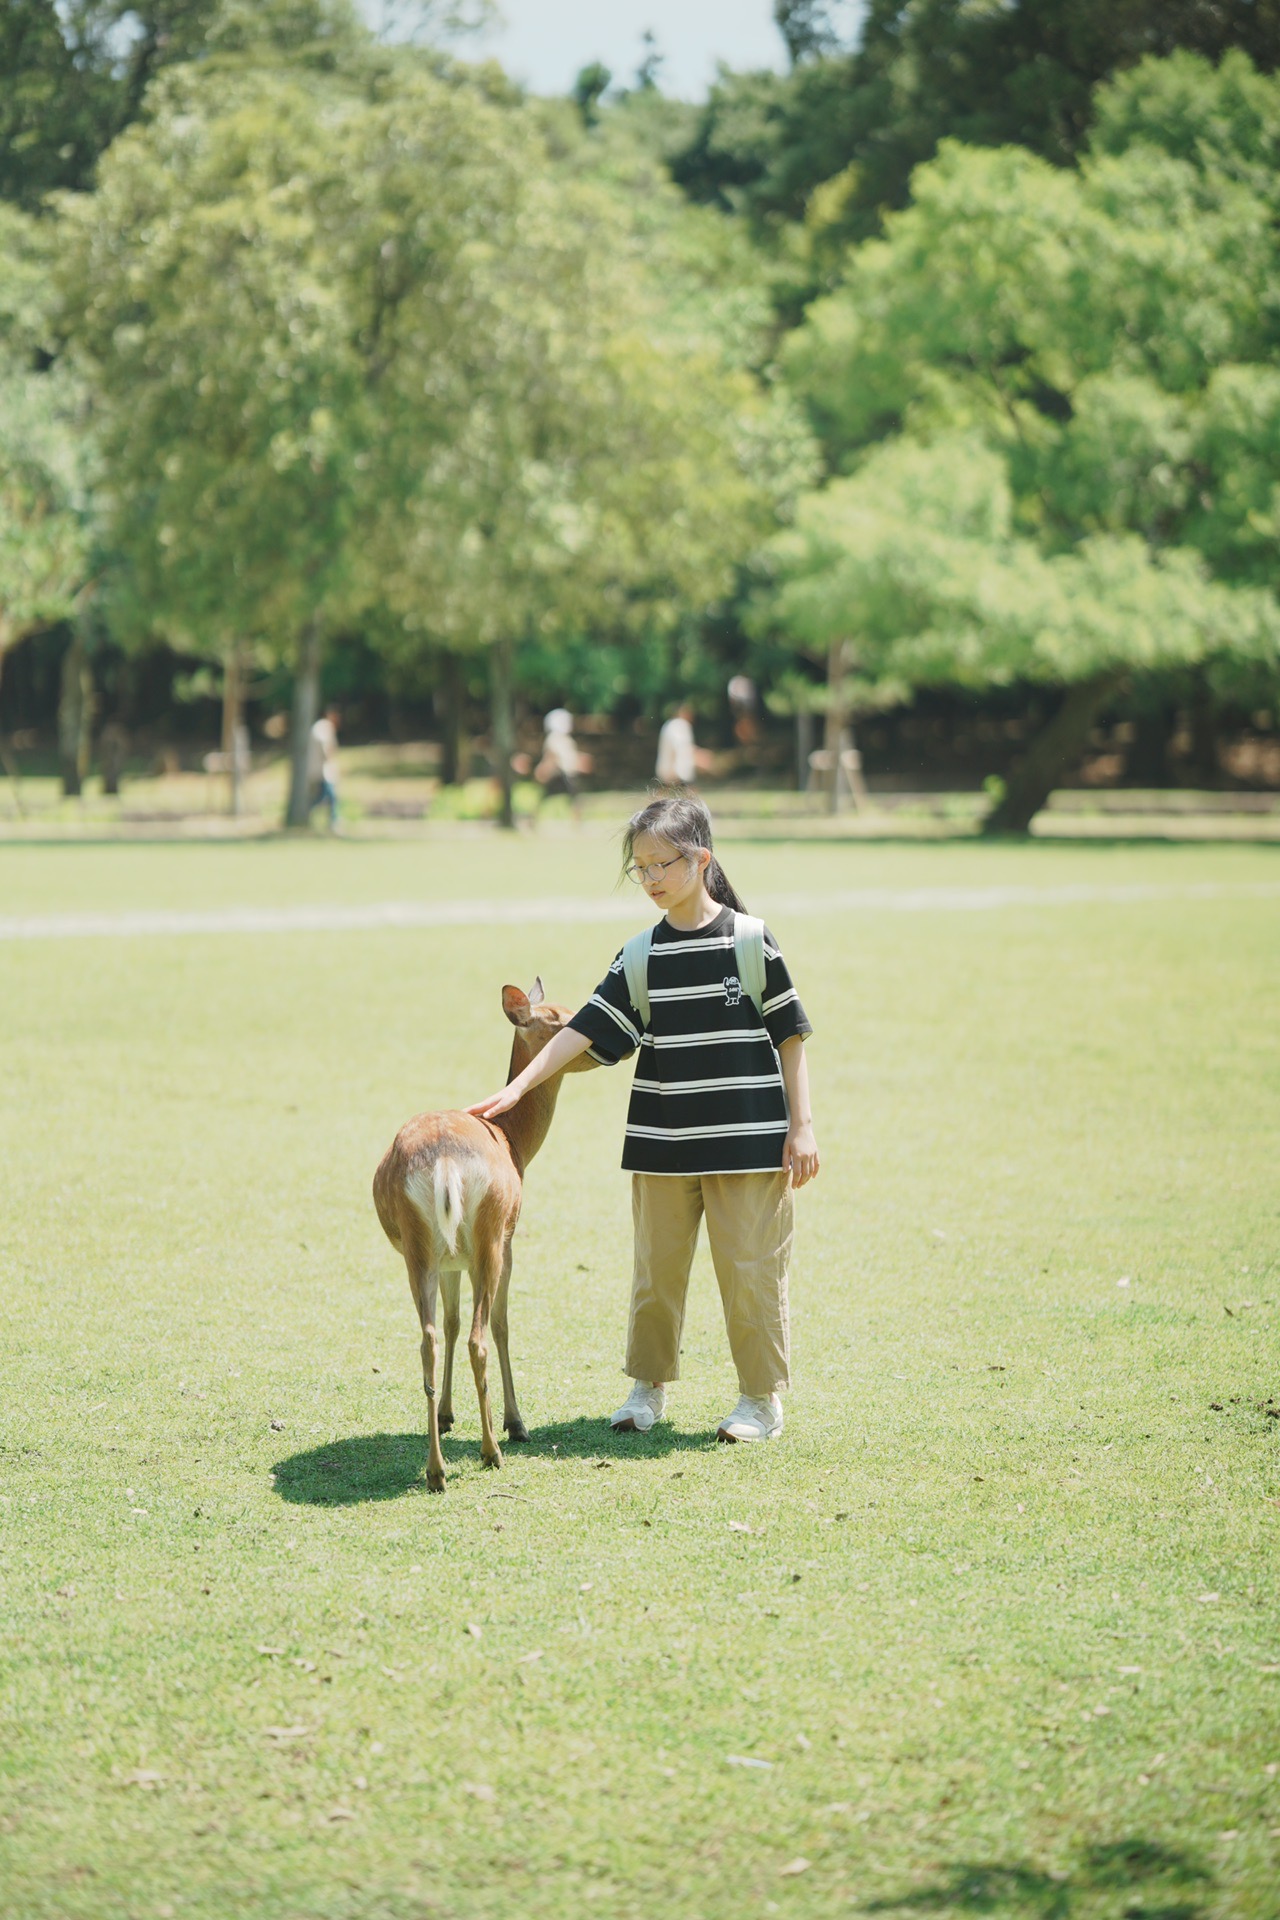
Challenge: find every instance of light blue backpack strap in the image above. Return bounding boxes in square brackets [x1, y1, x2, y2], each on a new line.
[733, 912, 767, 1020]
[620, 925, 655, 1032]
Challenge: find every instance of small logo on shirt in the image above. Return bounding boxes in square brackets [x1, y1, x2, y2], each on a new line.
[722, 975, 743, 1006]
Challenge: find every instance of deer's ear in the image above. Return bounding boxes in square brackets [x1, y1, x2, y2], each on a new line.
[502, 984, 532, 1026]
[528, 976, 545, 1007]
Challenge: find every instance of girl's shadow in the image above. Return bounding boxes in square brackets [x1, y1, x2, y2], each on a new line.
[272, 1417, 714, 1506]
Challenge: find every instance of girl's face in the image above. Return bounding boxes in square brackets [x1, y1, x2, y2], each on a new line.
[631, 831, 712, 913]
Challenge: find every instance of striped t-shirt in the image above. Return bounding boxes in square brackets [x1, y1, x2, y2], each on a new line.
[567, 906, 813, 1176]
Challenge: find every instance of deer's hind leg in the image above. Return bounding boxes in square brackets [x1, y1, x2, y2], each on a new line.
[403, 1235, 447, 1493]
[491, 1233, 528, 1444]
[437, 1267, 462, 1434]
[467, 1236, 504, 1471]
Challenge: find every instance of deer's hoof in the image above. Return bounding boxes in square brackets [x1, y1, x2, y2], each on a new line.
[436, 1411, 454, 1433]
[504, 1419, 530, 1444]
[426, 1470, 447, 1494]
[481, 1449, 503, 1471]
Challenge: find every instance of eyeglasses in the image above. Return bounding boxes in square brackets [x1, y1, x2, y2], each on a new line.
[625, 854, 689, 885]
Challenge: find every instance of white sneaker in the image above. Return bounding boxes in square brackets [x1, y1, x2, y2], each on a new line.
[610, 1381, 666, 1433]
[717, 1393, 784, 1443]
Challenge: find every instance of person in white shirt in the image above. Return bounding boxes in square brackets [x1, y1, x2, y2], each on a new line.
[535, 708, 590, 822]
[655, 702, 710, 788]
[307, 704, 341, 830]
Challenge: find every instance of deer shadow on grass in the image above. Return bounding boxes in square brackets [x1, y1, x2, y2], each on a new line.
[272, 1417, 715, 1505]
[861, 1840, 1212, 1920]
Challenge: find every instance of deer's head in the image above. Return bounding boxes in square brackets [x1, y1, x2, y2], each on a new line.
[502, 978, 595, 1073]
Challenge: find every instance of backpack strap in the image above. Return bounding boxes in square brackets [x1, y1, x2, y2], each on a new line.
[733, 911, 767, 1020]
[620, 925, 655, 1032]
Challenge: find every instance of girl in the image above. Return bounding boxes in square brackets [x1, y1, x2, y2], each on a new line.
[468, 794, 818, 1443]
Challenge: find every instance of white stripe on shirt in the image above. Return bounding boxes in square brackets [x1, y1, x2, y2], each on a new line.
[649, 1027, 772, 1049]
[648, 982, 745, 1001]
[624, 1120, 790, 1140]
[631, 1073, 781, 1095]
[589, 992, 641, 1045]
[763, 987, 799, 1014]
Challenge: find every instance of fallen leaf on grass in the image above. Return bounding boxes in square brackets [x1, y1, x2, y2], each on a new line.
[464, 1623, 482, 1640]
[264, 1725, 311, 1743]
[779, 1858, 811, 1877]
[120, 1769, 163, 1790]
[1197, 1593, 1220, 1604]
[269, 1420, 286, 1432]
[257, 1645, 285, 1658]
[726, 1755, 773, 1770]
[727, 1522, 753, 1534]
[463, 1781, 495, 1801]
[293, 1659, 316, 1672]
[326, 1807, 357, 1824]
[515, 1650, 544, 1665]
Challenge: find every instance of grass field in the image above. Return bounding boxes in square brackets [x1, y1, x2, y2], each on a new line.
[1, 831, 1278, 1920]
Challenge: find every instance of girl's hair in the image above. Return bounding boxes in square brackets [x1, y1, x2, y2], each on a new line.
[622, 792, 747, 913]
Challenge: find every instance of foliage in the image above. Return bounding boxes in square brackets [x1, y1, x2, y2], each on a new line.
[0, 0, 485, 212]
[0, 207, 88, 662]
[670, 1, 1280, 259]
[770, 56, 1280, 733]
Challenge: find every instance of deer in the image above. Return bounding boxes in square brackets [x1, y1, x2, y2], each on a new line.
[372, 978, 592, 1493]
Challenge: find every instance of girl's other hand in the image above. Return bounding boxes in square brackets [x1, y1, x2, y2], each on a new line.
[783, 1123, 820, 1189]
[467, 1085, 521, 1119]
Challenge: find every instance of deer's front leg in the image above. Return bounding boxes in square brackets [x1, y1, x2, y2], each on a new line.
[468, 1248, 503, 1471]
[438, 1268, 461, 1434]
[492, 1235, 528, 1444]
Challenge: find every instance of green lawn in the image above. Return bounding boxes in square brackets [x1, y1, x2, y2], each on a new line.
[1, 833, 1277, 1920]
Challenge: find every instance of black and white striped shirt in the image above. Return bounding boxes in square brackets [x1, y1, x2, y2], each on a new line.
[567, 906, 813, 1176]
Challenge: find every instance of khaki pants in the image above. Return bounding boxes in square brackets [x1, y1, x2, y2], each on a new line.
[627, 1172, 793, 1398]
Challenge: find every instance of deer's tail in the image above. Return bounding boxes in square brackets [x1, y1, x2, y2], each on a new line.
[432, 1156, 466, 1257]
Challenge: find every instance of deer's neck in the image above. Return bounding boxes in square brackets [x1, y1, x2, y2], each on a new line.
[492, 1038, 564, 1177]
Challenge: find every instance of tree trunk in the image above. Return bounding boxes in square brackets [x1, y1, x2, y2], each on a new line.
[983, 673, 1123, 835]
[0, 641, 25, 819]
[285, 622, 322, 828]
[824, 640, 847, 816]
[58, 632, 93, 797]
[222, 646, 247, 817]
[100, 721, 126, 796]
[1185, 668, 1219, 787]
[795, 708, 812, 792]
[490, 638, 516, 830]
[438, 650, 466, 786]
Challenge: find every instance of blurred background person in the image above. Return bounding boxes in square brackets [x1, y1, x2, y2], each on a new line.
[655, 701, 712, 789]
[307, 703, 341, 832]
[535, 707, 590, 823]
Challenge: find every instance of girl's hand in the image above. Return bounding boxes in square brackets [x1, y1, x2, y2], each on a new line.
[467, 1083, 523, 1119]
[783, 1122, 820, 1189]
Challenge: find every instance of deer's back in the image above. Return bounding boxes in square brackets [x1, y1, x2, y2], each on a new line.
[374, 1110, 522, 1265]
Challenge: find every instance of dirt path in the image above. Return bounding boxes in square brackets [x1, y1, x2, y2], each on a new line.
[2, 880, 1279, 941]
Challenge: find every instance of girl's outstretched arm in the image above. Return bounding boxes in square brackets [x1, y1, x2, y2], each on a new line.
[467, 1025, 593, 1119]
[779, 1036, 819, 1188]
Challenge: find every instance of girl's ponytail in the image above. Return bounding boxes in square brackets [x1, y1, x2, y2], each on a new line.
[706, 854, 746, 914]
[622, 792, 747, 913]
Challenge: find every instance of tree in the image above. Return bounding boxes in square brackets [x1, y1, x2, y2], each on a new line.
[0, 207, 90, 800]
[0, 0, 484, 212]
[761, 436, 1280, 827]
[775, 54, 1280, 825]
[671, 0, 1280, 259]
